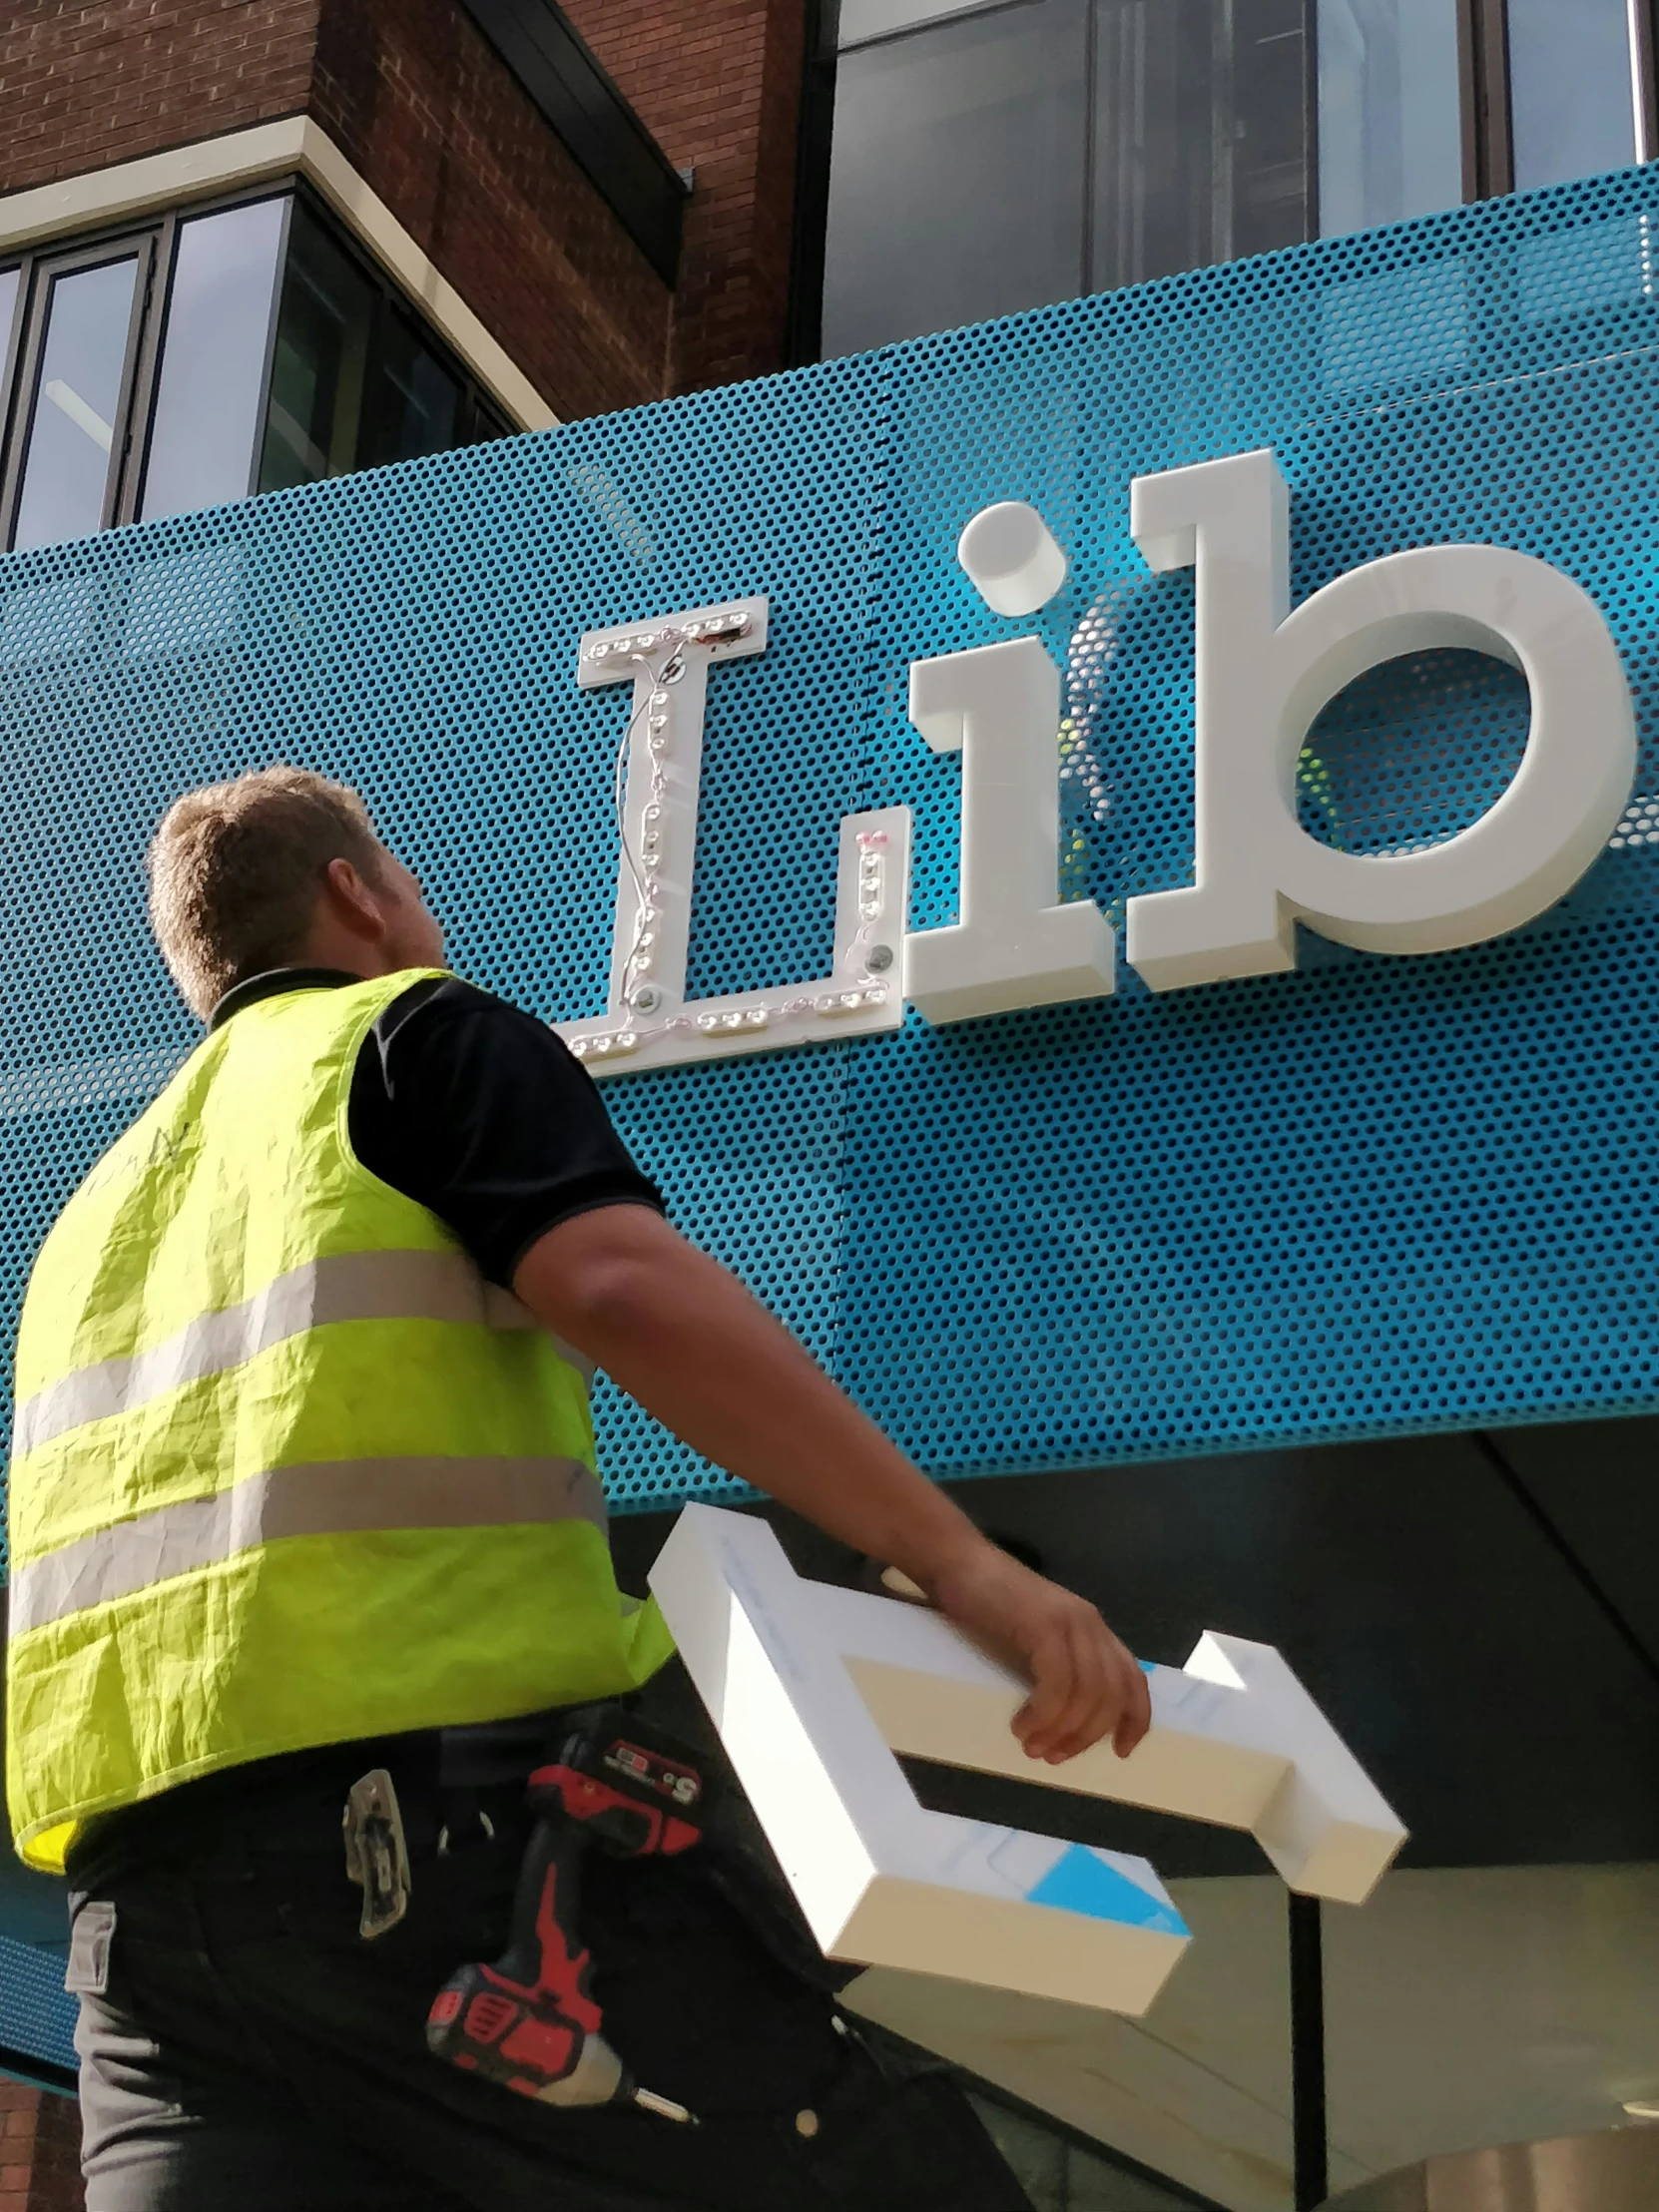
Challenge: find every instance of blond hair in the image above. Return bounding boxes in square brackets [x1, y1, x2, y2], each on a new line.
[148, 767, 385, 1017]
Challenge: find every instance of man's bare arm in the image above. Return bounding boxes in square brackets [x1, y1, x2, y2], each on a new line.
[514, 1204, 1150, 1765]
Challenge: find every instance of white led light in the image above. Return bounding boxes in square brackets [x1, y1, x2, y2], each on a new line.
[697, 1014, 718, 1032]
[651, 690, 669, 707]
[644, 805, 662, 822]
[743, 1008, 769, 1028]
[585, 642, 611, 662]
[650, 715, 668, 731]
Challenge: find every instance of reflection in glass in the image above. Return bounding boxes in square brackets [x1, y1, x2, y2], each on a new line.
[1318, 0, 1462, 235]
[1509, 0, 1636, 192]
[259, 204, 376, 493]
[359, 310, 461, 470]
[821, 1, 1089, 355]
[142, 198, 286, 522]
[1093, 0, 1311, 292]
[13, 256, 139, 552]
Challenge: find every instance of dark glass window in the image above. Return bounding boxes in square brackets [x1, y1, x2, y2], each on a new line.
[359, 309, 463, 470]
[0, 189, 518, 552]
[259, 201, 488, 492]
[822, 0, 1311, 354]
[1318, 0, 1463, 235]
[1091, 0, 1311, 294]
[1508, 0, 1636, 191]
[259, 204, 377, 493]
[822, 2, 1090, 357]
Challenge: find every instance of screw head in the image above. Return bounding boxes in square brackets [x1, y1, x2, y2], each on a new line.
[632, 984, 664, 1014]
[865, 944, 894, 972]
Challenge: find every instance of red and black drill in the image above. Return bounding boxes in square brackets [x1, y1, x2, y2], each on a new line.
[425, 1706, 704, 2123]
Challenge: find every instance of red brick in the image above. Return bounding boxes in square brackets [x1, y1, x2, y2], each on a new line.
[0, 0, 810, 418]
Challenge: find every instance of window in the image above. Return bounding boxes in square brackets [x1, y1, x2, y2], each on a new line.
[258, 202, 478, 494]
[1092, 0, 1311, 293]
[1507, 0, 1638, 191]
[141, 199, 288, 523]
[0, 187, 514, 554]
[818, 0, 1657, 354]
[9, 249, 146, 551]
[823, 0, 1313, 354]
[823, 2, 1090, 356]
[1318, 0, 1464, 236]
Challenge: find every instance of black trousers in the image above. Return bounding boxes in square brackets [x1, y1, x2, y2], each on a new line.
[66, 1742, 1030, 2212]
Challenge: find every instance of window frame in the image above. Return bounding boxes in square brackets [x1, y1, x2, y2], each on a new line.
[0, 177, 515, 555]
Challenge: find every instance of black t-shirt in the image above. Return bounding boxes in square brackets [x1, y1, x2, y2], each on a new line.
[210, 967, 665, 1277]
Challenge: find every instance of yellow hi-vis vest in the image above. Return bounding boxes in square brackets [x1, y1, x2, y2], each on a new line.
[5, 970, 672, 1872]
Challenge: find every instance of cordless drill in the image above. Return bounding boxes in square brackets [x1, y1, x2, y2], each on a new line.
[425, 1706, 704, 2122]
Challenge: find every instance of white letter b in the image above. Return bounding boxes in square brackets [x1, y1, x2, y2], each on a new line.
[1125, 449, 1637, 991]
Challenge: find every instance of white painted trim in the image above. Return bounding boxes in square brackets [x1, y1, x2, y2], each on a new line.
[0, 118, 557, 431]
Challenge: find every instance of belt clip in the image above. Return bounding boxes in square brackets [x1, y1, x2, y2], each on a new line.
[342, 1768, 411, 1940]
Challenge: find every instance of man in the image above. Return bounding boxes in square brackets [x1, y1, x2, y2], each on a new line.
[5, 767, 1150, 2210]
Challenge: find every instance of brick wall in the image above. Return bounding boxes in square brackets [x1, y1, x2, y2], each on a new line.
[311, 0, 671, 421]
[0, 0, 812, 417]
[0, 2083, 82, 2212]
[0, 1, 319, 198]
[558, 0, 810, 393]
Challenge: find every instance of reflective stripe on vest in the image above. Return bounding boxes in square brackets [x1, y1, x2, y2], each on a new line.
[13, 1249, 595, 1455]
[8, 1453, 607, 1635]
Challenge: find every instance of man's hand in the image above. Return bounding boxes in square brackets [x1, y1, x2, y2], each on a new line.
[515, 1203, 1150, 1766]
[923, 1539, 1151, 1765]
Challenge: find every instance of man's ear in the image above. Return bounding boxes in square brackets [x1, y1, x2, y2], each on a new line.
[318, 857, 387, 942]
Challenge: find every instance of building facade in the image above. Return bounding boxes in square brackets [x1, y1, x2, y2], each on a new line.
[1, 7, 1657, 2212]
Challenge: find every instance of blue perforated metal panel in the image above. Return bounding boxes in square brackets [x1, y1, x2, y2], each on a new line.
[0, 1936, 75, 2072]
[0, 169, 1657, 1548]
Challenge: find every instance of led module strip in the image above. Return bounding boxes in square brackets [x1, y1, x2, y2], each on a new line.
[559, 596, 910, 1076]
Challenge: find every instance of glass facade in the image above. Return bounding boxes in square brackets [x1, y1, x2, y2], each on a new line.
[823, 3, 1090, 356]
[0, 189, 510, 553]
[13, 254, 142, 552]
[141, 199, 287, 523]
[1508, 0, 1638, 190]
[822, 0, 1652, 352]
[1093, 0, 1311, 292]
[1318, 0, 1464, 235]
[259, 203, 474, 496]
